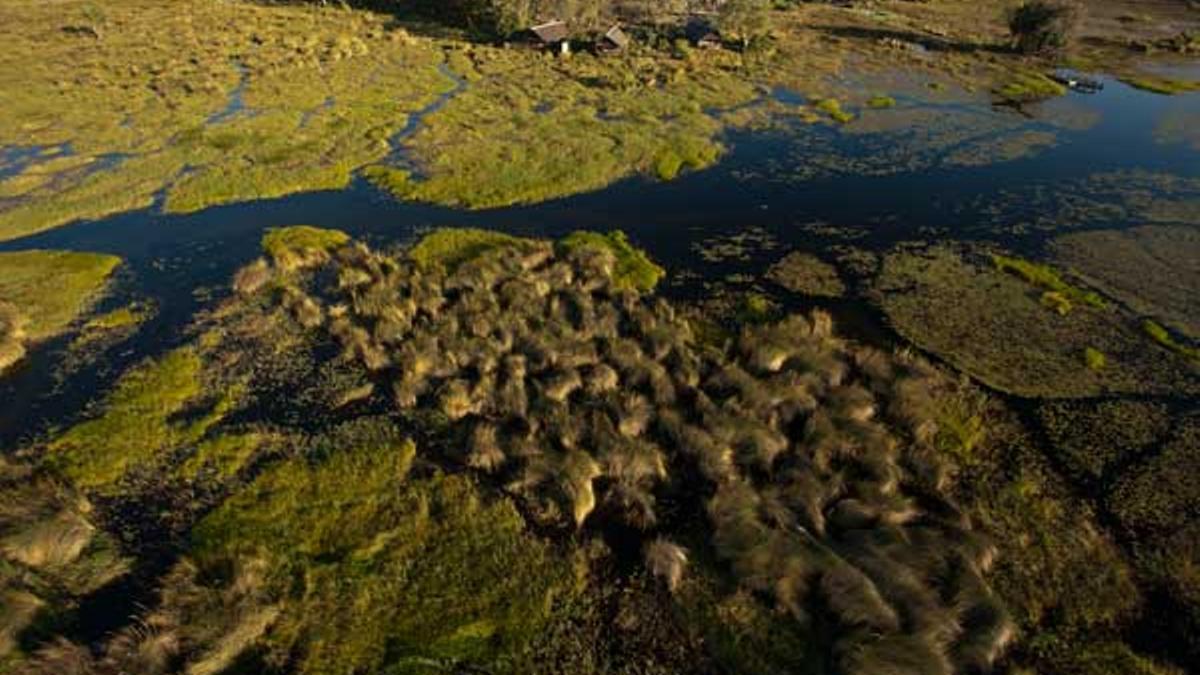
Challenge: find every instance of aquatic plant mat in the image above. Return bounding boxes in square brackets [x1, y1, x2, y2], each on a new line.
[1, 228, 1192, 674]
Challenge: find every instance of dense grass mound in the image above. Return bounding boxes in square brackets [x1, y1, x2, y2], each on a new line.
[213, 228, 1015, 672]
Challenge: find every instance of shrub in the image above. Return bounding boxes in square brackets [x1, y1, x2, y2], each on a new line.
[1007, 1, 1080, 55]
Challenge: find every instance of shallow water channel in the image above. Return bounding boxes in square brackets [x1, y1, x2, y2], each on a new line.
[1, 73, 1197, 447]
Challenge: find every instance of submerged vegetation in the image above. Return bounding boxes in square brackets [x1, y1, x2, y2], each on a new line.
[874, 245, 1198, 397]
[766, 250, 846, 297]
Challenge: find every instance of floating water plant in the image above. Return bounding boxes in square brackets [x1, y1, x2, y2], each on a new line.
[877, 246, 1193, 397]
[766, 251, 845, 297]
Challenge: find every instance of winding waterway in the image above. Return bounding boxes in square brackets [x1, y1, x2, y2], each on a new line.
[1, 73, 1197, 447]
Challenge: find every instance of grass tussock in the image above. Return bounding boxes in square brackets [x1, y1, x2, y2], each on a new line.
[0, 458, 129, 663]
[226, 228, 1019, 672]
[261, 225, 349, 272]
[558, 230, 665, 292]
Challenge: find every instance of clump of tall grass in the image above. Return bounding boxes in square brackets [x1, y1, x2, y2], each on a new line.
[234, 228, 1014, 671]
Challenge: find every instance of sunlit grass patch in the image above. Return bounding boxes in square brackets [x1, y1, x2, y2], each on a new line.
[993, 70, 1067, 103]
[178, 432, 270, 482]
[261, 225, 349, 271]
[0, 250, 121, 340]
[408, 227, 535, 272]
[82, 306, 145, 332]
[558, 230, 665, 291]
[1142, 319, 1200, 362]
[191, 425, 576, 673]
[1118, 75, 1200, 95]
[47, 347, 213, 489]
[992, 254, 1104, 310]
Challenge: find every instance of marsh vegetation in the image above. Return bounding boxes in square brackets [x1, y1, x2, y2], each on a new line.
[1, 0, 1198, 673]
[2, 225, 1194, 674]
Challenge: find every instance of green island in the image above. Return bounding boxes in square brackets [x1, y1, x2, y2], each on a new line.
[1, 0, 1199, 673]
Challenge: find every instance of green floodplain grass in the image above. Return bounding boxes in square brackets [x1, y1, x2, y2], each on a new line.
[1, 0, 1128, 240]
[0, 250, 121, 339]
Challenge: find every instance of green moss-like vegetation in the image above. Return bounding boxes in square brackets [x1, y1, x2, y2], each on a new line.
[385, 44, 753, 209]
[47, 347, 216, 489]
[192, 429, 575, 673]
[178, 432, 269, 482]
[993, 254, 1105, 310]
[1142, 319, 1200, 362]
[813, 97, 855, 123]
[558, 230, 665, 291]
[0, 250, 121, 339]
[994, 70, 1068, 103]
[261, 225, 349, 271]
[0, 0, 456, 241]
[408, 227, 536, 272]
[1084, 347, 1107, 371]
[82, 306, 143, 332]
[866, 94, 896, 109]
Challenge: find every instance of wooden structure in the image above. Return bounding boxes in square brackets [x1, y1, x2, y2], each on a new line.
[530, 19, 571, 54]
[597, 25, 630, 54]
